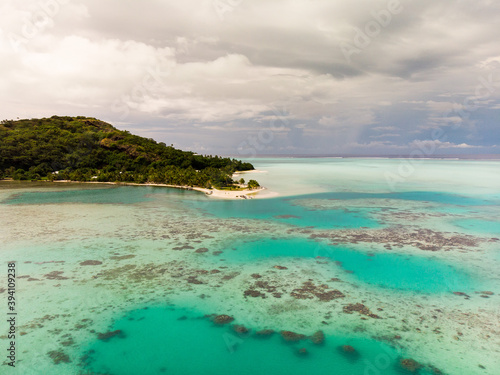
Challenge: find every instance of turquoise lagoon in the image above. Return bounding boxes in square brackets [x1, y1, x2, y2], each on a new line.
[184, 190, 500, 230]
[1, 184, 186, 205]
[217, 238, 476, 293]
[1, 158, 499, 375]
[83, 306, 434, 375]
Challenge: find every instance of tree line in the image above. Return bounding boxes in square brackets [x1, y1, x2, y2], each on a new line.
[0, 116, 256, 188]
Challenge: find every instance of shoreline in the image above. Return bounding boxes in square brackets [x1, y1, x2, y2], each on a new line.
[43, 180, 270, 200]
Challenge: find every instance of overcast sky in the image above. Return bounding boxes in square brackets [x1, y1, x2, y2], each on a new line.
[1, 0, 499, 156]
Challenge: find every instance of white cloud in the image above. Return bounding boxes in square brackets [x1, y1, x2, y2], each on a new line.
[370, 133, 400, 139]
[410, 140, 481, 149]
[347, 141, 405, 149]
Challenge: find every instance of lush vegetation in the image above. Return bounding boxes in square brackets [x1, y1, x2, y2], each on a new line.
[247, 179, 260, 189]
[0, 116, 255, 188]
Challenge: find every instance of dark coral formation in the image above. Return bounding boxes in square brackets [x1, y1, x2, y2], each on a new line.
[172, 245, 195, 251]
[476, 291, 494, 296]
[428, 365, 444, 374]
[273, 265, 288, 270]
[453, 292, 470, 298]
[244, 279, 281, 299]
[296, 348, 308, 356]
[232, 324, 250, 335]
[44, 271, 69, 280]
[47, 350, 71, 364]
[80, 260, 103, 266]
[221, 272, 240, 280]
[315, 290, 345, 302]
[343, 303, 381, 319]
[308, 227, 485, 252]
[212, 315, 234, 325]
[97, 329, 125, 341]
[280, 331, 306, 342]
[60, 334, 75, 347]
[310, 330, 325, 345]
[255, 329, 275, 338]
[342, 345, 356, 352]
[337, 345, 360, 361]
[186, 276, 204, 284]
[290, 281, 345, 301]
[244, 289, 266, 298]
[400, 358, 423, 372]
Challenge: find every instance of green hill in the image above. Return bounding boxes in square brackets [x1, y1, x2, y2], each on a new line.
[0, 116, 254, 187]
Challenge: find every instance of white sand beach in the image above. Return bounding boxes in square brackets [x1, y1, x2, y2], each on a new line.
[194, 186, 267, 199]
[50, 180, 269, 199]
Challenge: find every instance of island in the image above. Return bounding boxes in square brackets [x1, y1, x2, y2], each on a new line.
[0, 116, 262, 198]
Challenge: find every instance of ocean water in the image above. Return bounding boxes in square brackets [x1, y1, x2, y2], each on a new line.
[452, 218, 500, 236]
[1, 184, 183, 205]
[83, 306, 434, 375]
[185, 194, 382, 229]
[244, 158, 500, 197]
[217, 238, 477, 293]
[1, 158, 499, 375]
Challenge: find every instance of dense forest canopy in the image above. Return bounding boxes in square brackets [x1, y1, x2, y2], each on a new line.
[0, 116, 255, 188]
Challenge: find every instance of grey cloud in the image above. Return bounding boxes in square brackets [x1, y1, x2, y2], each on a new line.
[0, 0, 499, 155]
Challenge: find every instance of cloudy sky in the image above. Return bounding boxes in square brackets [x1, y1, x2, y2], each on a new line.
[1, 0, 499, 156]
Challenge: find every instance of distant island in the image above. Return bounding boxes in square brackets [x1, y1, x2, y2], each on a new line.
[0, 116, 260, 190]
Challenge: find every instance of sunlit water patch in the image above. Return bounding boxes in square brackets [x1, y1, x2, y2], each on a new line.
[82, 306, 436, 375]
[219, 238, 477, 293]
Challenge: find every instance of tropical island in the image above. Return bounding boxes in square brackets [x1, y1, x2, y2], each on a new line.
[0, 116, 261, 196]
